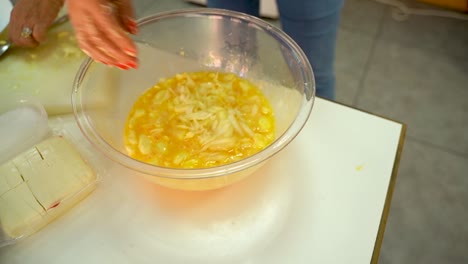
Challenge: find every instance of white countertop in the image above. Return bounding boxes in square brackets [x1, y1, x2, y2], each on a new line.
[0, 98, 405, 264]
[0, 0, 12, 33]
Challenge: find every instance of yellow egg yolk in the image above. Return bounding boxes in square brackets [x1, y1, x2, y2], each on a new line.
[124, 71, 275, 168]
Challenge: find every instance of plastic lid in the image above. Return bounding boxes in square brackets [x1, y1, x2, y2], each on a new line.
[0, 96, 50, 165]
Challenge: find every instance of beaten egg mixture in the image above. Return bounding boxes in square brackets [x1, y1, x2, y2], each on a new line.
[124, 71, 275, 168]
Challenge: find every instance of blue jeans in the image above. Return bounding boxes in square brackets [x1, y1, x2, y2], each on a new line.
[207, 0, 344, 100]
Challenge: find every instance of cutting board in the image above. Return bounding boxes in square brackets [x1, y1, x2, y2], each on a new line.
[0, 21, 86, 116]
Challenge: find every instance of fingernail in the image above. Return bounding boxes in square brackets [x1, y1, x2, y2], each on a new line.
[128, 18, 137, 27]
[128, 19, 138, 34]
[129, 25, 138, 35]
[124, 48, 137, 57]
[127, 61, 137, 69]
[82, 49, 91, 57]
[116, 63, 130, 70]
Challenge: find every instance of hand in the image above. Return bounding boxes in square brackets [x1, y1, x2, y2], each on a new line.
[66, 0, 138, 69]
[8, 0, 64, 47]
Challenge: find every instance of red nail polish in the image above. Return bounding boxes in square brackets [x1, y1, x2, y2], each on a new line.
[116, 63, 129, 70]
[128, 19, 138, 34]
[124, 48, 137, 57]
[127, 61, 137, 69]
[128, 19, 137, 27]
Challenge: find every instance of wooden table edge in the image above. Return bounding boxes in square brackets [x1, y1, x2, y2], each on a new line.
[370, 124, 406, 263]
[316, 97, 407, 264]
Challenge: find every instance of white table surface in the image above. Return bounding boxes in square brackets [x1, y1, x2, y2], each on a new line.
[0, 98, 405, 264]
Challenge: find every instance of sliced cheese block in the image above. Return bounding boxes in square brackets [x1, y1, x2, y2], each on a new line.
[35, 136, 95, 185]
[0, 176, 8, 197]
[12, 136, 95, 210]
[0, 182, 45, 238]
[0, 135, 97, 240]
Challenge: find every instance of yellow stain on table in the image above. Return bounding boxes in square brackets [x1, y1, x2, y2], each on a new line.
[356, 164, 364, 172]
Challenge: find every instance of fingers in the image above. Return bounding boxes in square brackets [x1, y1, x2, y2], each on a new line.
[115, 0, 138, 34]
[67, 0, 139, 69]
[8, 8, 38, 47]
[7, 0, 63, 47]
[76, 29, 115, 65]
[73, 10, 137, 69]
[95, 3, 138, 58]
[80, 20, 136, 68]
[32, 23, 48, 43]
[69, 1, 138, 69]
[74, 17, 113, 65]
[8, 24, 39, 48]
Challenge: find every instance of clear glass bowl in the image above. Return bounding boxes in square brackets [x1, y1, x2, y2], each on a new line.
[72, 9, 315, 191]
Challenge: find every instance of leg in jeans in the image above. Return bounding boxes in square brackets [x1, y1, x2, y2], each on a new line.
[207, 0, 260, 75]
[277, 0, 343, 100]
[207, 0, 260, 16]
[207, 0, 343, 100]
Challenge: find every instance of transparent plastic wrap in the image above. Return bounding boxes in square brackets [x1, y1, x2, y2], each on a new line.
[0, 95, 101, 248]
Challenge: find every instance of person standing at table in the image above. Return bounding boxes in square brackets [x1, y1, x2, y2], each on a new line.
[207, 0, 344, 100]
[7, 0, 343, 100]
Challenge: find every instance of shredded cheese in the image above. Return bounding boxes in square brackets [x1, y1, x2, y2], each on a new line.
[124, 71, 276, 168]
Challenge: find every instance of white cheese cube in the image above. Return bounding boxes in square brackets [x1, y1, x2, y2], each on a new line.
[13, 136, 95, 209]
[0, 162, 23, 196]
[0, 182, 45, 238]
[0, 136, 97, 240]
[35, 136, 95, 184]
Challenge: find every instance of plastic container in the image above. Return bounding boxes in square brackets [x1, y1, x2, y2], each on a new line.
[0, 95, 99, 247]
[0, 96, 50, 165]
[72, 9, 315, 191]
